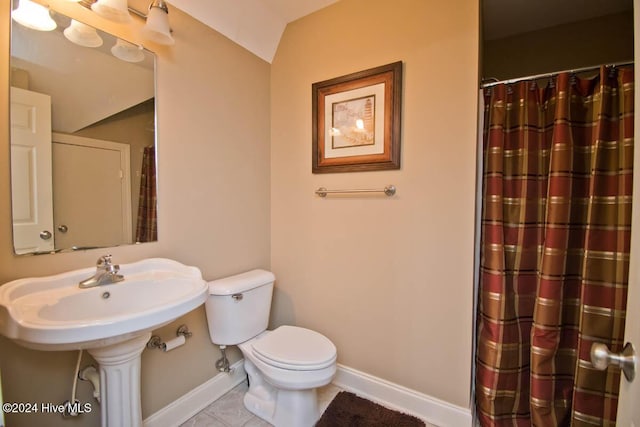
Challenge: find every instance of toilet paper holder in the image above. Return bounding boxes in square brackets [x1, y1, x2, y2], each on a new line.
[147, 324, 192, 352]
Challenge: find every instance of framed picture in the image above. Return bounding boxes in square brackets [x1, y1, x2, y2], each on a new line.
[312, 61, 402, 173]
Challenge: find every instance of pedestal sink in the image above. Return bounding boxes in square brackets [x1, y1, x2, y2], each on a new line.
[0, 257, 207, 427]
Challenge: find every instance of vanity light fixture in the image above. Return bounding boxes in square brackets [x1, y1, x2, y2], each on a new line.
[140, 0, 174, 45]
[64, 19, 104, 47]
[91, 0, 132, 23]
[81, 0, 175, 46]
[11, 0, 57, 31]
[111, 38, 145, 62]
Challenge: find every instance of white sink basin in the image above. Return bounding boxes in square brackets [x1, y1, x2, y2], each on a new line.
[0, 258, 207, 351]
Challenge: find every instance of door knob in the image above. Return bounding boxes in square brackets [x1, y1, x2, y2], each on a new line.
[39, 230, 52, 240]
[590, 342, 637, 382]
[57, 225, 68, 233]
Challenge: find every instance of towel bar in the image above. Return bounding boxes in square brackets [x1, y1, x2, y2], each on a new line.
[315, 185, 396, 197]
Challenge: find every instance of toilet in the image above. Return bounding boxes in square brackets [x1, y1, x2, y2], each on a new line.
[204, 269, 337, 427]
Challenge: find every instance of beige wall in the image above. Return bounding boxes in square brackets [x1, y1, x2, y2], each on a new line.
[270, 0, 479, 408]
[484, 11, 634, 81]
[0, 1, 270, 426]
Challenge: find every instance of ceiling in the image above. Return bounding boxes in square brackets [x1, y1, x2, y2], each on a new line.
[168, 0, 339, 63]
[483, 0, 633, 40]
[164, 0, 634, 62]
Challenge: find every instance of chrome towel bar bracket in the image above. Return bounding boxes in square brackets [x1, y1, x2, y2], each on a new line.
[315, 185, 396, 197]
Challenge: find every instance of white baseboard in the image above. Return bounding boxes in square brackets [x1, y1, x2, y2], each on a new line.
[143, 360, 246, 427]
[333, 364, 472, 427]
[144, 360, 472, 427]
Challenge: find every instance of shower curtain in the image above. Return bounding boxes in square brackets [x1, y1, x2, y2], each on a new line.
[476, 66, 634, 426]
[135, 146, 157, 242]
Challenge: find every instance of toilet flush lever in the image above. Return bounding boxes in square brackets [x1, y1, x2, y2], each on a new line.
[232, 293, 243, 301]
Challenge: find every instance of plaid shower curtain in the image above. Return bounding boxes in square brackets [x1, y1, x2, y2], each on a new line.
[135, 145, 157, 242]
[476, 66, 634, 426]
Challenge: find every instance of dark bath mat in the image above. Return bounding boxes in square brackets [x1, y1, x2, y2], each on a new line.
[316, 391, 426, 426]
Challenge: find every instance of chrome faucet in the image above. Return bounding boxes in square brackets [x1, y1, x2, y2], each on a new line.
[78, 255, 124, 288]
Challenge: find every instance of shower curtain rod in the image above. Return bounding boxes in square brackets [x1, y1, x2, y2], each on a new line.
[481, 60, 634, 88]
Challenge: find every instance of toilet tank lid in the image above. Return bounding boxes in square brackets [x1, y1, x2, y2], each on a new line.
[208, 269, 275, 295]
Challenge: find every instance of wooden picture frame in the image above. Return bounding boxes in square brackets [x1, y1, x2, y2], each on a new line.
[312, 61, 402, 173]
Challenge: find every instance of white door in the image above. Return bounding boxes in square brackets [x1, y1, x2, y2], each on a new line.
[9, 86, 54, 254]
[618, 242, 640, 423]
[615, 2, 640, 423]
[51, 133, 132, 249]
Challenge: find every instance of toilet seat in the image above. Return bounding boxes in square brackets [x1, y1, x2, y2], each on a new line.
[251, 325, 336, 371]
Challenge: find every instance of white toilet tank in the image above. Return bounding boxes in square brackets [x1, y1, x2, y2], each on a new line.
[205, 269, 275, 346]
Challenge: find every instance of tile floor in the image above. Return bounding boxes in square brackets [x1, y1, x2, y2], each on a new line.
[180, 380, 342, 427]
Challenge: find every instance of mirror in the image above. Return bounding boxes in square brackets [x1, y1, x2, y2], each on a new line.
[9, 6, 157, 255]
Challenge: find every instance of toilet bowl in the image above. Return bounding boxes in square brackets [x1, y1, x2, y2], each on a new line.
[204, 269, 337, 427]
[239, 326, 336, 425]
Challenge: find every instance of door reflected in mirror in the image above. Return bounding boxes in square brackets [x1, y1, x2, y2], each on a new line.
[9, 6, 158, 255]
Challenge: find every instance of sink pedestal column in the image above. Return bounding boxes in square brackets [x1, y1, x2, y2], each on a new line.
[88, 333, 151, 427]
